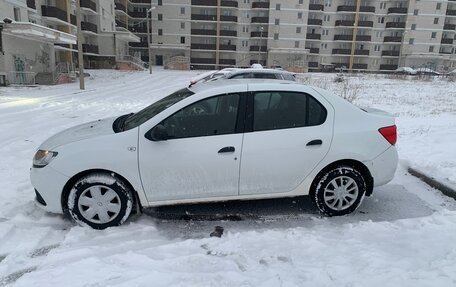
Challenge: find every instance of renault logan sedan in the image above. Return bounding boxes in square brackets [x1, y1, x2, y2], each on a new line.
[31, 80, 398, 229]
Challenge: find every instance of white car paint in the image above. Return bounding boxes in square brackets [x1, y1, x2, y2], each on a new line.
[30, 80, 398, 215]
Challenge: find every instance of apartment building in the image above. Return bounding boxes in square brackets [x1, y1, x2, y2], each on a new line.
[122, 0, 456, 72]
[0, 0, 139, 85]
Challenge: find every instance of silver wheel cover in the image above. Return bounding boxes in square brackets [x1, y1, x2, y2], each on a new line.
[323, 176, 359, 211]
[77, 185, 122, 224]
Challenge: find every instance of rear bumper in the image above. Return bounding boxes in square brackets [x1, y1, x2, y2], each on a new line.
[369, 146, 398, 187]
[30, 166, 69, 214]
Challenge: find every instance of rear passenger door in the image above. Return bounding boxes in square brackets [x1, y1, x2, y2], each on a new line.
[239, 89, 333, 195]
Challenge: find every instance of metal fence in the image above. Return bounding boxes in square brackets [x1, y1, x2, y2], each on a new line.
[8, 72, 36, 85]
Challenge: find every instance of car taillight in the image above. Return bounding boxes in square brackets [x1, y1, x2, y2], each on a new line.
[379, 125, 397, 145]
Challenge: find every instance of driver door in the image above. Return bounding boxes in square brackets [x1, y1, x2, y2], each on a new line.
[138, 93, 245, 202]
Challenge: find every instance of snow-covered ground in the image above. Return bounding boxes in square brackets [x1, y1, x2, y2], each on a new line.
[0, 69, 455, 286]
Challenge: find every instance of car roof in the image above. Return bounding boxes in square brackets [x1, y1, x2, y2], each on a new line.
[228, 68, 294, 74]
[188, 79, 303, 94]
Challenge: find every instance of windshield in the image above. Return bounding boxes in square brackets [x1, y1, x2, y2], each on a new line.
[122, 88, 194, 131]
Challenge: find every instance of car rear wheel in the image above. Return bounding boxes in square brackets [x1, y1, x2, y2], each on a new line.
[312, 166, 366, 216]
[68, 173, 133, 229]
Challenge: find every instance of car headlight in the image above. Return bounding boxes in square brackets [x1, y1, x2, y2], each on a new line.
[33, 150, 58, 168]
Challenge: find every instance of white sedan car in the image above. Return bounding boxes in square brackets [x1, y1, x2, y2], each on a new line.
[31, 81, 398, 229]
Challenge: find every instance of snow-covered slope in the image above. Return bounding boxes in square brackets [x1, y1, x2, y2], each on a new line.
[0, 69, 455, 286]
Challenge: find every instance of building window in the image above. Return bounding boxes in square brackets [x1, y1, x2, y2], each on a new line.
[181, 37, 185, 44]
[276, 4, 281, 10]
[299, 0, 303, 4]
[429, 46, 434, 52]
[431, 32, 437, 38]
[374, 45, 380, 51]
[436, 3, 441, 10]
[324, 15, 330, 21]
[158, 14, 163, 21]
[296, 27, 301, 33]
[13, 7, 21, 21]
[409, 38, 414, 44]
[434, 18, 439, 24]
[325, 0, 332, 7]
[414, 9, 419, 15]
[275, 19, 280, 25]
[180, 7, 185, 14]
[274, 33, 279, 40]
[158, 29, 163, 36]
[298, 12, 302, 19]
[411, 24, 416, 30]
[295, 41, 299, 48]
[181, 22, 185, 29]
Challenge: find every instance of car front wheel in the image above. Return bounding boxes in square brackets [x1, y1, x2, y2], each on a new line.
[312, 166, 366, 216]
[67, 173, 133, 229]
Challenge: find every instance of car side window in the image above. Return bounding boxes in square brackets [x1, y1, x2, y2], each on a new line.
[230, 73, 250, 79]
[252, 73, 277, 79]
[161, 93, 240, 139]
[253, 91, 327, 131]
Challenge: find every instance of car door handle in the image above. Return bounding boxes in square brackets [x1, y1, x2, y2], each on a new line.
[218, 146, 235, 153]
[306, 139, 322, 146]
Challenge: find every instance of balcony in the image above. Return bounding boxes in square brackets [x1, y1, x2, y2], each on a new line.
[443, 23, 456, 30]
[355, 49, 369, 55]
[441, 38, 454, 44]
[130, 0, 152, 3]
[332, 49, 351, 55]
[41, 5, 68, 23]
[252, 2, 269, 9]
[358, 21, 374, 27]
[115, 2, 126, 11]
[82, 44, 99, 54]
[309, 4, 324, 11]
[128, 11, 147, 18]
[352, 63, 368, 69]
[116, 20, 127, 29]
[446, 10, 456, 16]
[191, 29, 216, 36]
[81, 0, 96, 12]
[191, 0, 217, 6]
[250, 45, 267, 52]
[130, 26, 147, 33]
[384, 36, 402, 42]
[307, 47, 320, 54]
[307, 19, 323, 25]
[382, 51, 400, 56]
[81, 21, 97, 33]
[191, 58, 216, 64]
[360, 6, 375, 13]
[334, 35, 352, 41]
[220, 44, 236, 51]
[380, 64, 398, 70]
[219, 59, 236, 65]
[251, 31, 268, 37]
[191, 14, 217, 21]
[251, 17, 269, 23]
[220, 15, 237, 22]
[129, 42, 148, 47]
[388, 7, 408, 14]
[337, 5, 356, 12]
[386, 22, 406, 29]
[221, 0, 238, 7]
[309, 62, 319, 68]
[306, 33, 321, 40]
[191, 43, 217, 50]
[27, 0, 36, 10]
[335, 20, 354, 26]
[220, 30, 237, 36]
[356, 35, 371, 41]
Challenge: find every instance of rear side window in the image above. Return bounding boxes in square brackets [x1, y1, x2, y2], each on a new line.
[282, 73, 296, 81]
[230, 73, 251, 79]
[252, 73, 278, 79]
[253, 91, 327, 131]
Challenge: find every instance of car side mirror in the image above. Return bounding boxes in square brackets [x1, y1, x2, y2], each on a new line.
[146, 124, 168, 141]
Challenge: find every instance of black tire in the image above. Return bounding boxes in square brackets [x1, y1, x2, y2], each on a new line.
[68, 173, 133, 229]
[312, 166, 366, 216]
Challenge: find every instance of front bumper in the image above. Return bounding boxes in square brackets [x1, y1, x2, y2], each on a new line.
[30, 165, 70, 214]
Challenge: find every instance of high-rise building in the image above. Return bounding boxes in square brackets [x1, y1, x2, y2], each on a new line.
[118, 0, 456, 72]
